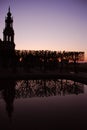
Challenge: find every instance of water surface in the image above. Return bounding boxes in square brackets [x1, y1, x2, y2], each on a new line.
[0, 79, 87, 130]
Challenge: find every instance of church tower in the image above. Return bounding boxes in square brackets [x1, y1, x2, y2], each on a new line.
[3, 7, 15, 50]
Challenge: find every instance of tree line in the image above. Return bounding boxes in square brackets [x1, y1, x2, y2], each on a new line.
[0, 49, 84, 72]
[14, 50, 84, 73]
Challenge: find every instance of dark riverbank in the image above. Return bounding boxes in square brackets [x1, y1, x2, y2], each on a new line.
[0, 70, 87, 85]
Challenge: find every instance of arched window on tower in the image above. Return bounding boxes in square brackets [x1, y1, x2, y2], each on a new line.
[10, 23, 12, 28]
[9, 36, 11, 42]
[6, 36, 8, 41]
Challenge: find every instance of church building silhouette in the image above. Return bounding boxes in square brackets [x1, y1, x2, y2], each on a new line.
[0, 7, 15, 68]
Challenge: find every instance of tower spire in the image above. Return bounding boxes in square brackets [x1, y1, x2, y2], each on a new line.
[8, 6, 10, 13]
[3, 6, 15, 50]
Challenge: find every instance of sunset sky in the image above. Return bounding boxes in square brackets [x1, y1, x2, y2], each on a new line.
[0, 0, 87, 58]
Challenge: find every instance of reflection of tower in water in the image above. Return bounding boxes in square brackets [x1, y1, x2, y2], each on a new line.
[2, 80, 16, 121]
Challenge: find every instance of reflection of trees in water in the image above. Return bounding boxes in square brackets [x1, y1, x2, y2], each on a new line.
[0, 79, 84, 120]
[0, 79, 84, 100]
[15, 79, 84, 98]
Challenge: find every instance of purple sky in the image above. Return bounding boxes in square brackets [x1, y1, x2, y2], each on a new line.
[0, 0, 87, 57]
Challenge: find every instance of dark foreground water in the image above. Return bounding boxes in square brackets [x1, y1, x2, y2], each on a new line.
[0, 79, 87, 130]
